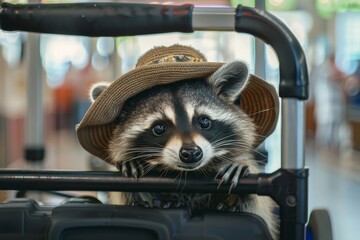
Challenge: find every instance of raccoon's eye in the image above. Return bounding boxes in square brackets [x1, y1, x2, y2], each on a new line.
[152, 122, 167, 136]
[198, 116, 212, 130]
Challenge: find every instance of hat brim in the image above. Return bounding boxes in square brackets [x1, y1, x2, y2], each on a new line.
[76, 62, 279, 162]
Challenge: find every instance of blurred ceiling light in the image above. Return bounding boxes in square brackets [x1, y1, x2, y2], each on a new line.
[96, 37, 115, 57]
[267, 0, 297, 11]
[0, 31, 24, 67]
[41, 35, 89, 87]
[317, 0, 360, 19]
[2, 42, 23, 67]
[336, 12, 360, 75]
[91, 52, 109, 71]
[140, 0, 230, 6]
[269, 0, 285, 6]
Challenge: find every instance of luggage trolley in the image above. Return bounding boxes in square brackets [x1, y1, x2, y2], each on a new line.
[0, 2, 331, 240]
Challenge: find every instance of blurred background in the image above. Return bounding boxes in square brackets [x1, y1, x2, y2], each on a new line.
[0, 0, 359, 239]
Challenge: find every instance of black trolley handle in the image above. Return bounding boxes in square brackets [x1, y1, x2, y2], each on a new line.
[0, 2, 194, 36]
[0, 2, 308, 100]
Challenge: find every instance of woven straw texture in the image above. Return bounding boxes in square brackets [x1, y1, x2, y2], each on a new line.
[76, 45, 279, 162]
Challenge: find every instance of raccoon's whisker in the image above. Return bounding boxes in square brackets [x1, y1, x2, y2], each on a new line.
[198, 166, 208, 175]
[252, 159, 268, 165]
[116, 158, 133, 165]
[221, 145, 267, 160]
[150, 142, 165, 148]
[204, 133, 239, 153]
[207, 161, 218, 171]
[142, 162, 158, 176]
[158, 167, 169, 180]
[209, 132, 267, 156]
[102, 149, 114, 163]
[211, 139, 266, 158]
[216, 155, 235, 163]
[125, 154, 163, 162]
[226, 141, 268, 159]
[119, 148, 163, 155]
[121, 151, 161, 156]
[114, 152, 160, 162]
[175, 171, 183, 189]
[116, 150, 163, 158]
[125, 152, 163, 157]
[115, 155, 161, 169]
[251, 132, 268, 139]
[162, 146, 178, 159]
[211, 140, 246, 148]
[246, 148, 268, 159]
[247, 107, 276, 117]
[209, 133, 239, 145]
[203, 125, 239, 149]
[207, 130, 231, 144]
[180, 171, 188, 192]
[122, 146, 163, 151]
[216, 152, 266, 167]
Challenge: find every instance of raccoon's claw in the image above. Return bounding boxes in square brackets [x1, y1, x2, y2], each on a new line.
[117, 161, 144, 179]
[132, 201, 150, 208]
[215, 163, 250, 194]
[153, 199, 184, 209]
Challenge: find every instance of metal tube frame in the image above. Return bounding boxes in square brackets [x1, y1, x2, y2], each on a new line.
[24, 32, 44, 163]
[281, 99, 305, 169]
[0, 3, 309, 240]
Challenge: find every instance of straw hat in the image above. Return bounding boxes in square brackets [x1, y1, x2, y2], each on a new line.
[76, 45, 279, 162]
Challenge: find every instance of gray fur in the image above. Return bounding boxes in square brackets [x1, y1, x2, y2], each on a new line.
[207, 61, 249, 102]
[106, 63, 278, 239]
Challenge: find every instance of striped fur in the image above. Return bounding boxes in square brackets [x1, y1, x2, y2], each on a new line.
[91, 61, 278, 239]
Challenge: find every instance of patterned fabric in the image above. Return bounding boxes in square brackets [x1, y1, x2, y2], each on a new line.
[146, 55, 205, 66]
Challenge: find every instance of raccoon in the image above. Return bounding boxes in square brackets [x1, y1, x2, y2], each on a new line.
[91, 61, 278, 238]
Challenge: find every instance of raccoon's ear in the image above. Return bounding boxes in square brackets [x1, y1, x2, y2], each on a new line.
[207, 61, 249, 102]
[90, 82, 111, 102]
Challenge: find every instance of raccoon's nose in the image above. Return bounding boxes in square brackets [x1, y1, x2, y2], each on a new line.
[179, 146, 203, 163]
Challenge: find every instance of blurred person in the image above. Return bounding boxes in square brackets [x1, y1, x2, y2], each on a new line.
[344, 60, 360, 106]
[54, 79, 74, 131]
[312, 54, 347, 150]
[344, 61, 360, 150]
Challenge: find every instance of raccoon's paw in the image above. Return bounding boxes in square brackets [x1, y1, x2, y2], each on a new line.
[117, 161, 144, 180]
[215, 163, 250, 194]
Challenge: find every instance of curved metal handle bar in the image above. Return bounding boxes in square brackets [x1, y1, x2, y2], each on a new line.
[235, 6, 308, 99]
[0, 2, 308, 100]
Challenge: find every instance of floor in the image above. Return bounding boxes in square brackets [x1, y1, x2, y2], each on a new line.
[306, 144, 360, 240]
[6, 130, 360, 240]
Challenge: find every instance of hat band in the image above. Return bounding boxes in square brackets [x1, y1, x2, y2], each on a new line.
[144, 54, 206, 66]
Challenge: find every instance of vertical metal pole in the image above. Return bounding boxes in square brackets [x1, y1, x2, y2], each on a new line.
[281, 99, 305, 169]
[24, 32, 44, 164]
[254, 0, 266, 79]
[0, 46, 6, 168]
[254, 39, 266, 78]
[253, 0, 268, 165]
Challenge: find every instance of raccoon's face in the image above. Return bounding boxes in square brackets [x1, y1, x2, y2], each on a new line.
[91, 61, 256, 172]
